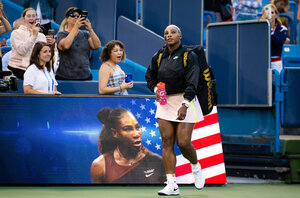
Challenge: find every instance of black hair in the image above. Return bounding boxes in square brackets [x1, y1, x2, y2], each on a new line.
[28, 42, 53, 72]
[97, 107, 129, 154]
[100, 40, 126, 62]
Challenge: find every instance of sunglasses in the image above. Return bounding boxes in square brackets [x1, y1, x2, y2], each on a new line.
[69, 13, 80, 18]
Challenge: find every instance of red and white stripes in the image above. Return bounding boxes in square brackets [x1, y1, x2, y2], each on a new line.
[175, 107, 227, 184]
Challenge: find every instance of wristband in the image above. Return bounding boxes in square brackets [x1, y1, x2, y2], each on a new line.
[182, 100, 190, 108]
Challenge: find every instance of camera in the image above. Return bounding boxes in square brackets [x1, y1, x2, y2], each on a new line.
[0, 71, 18, 92]
[81, 11, 88, 20]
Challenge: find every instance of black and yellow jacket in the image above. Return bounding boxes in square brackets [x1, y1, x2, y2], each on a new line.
[145, 45, 199, 101]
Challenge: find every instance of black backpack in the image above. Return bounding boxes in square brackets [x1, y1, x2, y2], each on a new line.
[157, 45, 217, 115]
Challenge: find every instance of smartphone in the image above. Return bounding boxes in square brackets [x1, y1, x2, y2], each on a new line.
[81, 11, 88, 20]
[125, 74, 132, 83]
[48, 29, 54, 38]
[35, 18, 41, 27]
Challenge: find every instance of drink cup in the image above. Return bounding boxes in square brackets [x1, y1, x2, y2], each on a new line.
[157, 82, 167, 105]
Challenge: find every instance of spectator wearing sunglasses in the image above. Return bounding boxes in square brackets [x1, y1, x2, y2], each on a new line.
[55, 7, 101, 80]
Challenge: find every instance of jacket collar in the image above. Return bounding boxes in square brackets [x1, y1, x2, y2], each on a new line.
[163, 44, 183, 56]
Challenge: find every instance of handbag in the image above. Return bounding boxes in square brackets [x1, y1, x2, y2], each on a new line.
[220, 4, 232, 21]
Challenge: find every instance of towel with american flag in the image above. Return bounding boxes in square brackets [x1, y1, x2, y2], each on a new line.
[128, 98, 227, 185]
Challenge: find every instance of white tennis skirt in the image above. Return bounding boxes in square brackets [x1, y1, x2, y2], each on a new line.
[155, 93, 204, 123]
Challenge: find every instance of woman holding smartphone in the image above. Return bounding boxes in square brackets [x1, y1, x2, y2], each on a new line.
[98, 40, 133, 95]
[260, 4, 287, 73]
[8, 8, 47, 79]
[56, 7, 101, 80]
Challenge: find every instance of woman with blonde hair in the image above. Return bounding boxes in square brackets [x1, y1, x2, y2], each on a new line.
[56, 7, 101, 80]
[261, 4, 287, 73]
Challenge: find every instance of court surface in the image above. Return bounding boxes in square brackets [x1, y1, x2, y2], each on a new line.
[1, 183, 300, 198]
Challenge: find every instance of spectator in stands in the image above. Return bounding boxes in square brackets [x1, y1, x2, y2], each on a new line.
[22, 0, 58, 35]
[145, 25, 204, 196]
[8, 8, 47, 79]
[232, 0, 262, 21]
[58, 18, 68, 32]
[261, 4, 287, 73]
[204, 0, 232, 25]
[23, 41, 60, 94]
[91, 107, 165, 184]
[271, 0, 291, 43]
[53, 19, 68, 73]
[0, 2, 11, 35]
[1, 49, 10, 71]
[56, 7, 101, 80]
[98, 40, 133, 95]
[0, 1, 12, 68]
[2, 18, 25, 71]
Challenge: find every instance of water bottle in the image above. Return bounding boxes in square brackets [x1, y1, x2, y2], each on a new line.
[157, 82, 167, 105]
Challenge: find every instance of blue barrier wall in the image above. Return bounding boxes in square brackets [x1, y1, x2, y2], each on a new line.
[142, 0, 204, 45]
[206, 24, 237, 105]
[116, 0, 137, 22]
[171, 0, 203, 45]
[7, 80, 153, 95]
[117, 16, 165, 67]
[141, 0, 170, 37]
[282, 68, 300, 127]
[281, 45, 300, 127]
[207, 21, 271, 107]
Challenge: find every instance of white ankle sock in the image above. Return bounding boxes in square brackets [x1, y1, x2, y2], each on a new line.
[191, 162, 201, 171]
[166, 174, 176, 184]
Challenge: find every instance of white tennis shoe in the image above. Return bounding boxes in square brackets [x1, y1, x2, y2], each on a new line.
[191, 163, 205, 190]
[158, 181, 179, 196]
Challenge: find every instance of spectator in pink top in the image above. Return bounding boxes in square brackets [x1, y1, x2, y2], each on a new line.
[8, 8, 47, 79]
